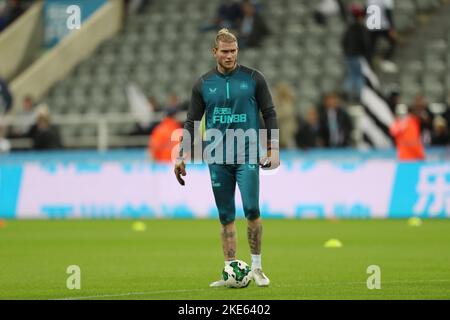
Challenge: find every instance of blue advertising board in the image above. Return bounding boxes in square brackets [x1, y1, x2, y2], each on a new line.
[1, 149, 449, 219]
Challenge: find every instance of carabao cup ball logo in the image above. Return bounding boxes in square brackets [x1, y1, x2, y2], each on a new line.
[222, 260, 252, 288]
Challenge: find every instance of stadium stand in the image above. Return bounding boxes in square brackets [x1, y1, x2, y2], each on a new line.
[4, 0, 450, 149]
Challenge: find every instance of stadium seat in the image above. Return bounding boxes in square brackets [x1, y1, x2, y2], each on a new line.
[61, 126, 80, 137]
[401, 82, 421, 100]
[40, 0, 450, 147]
[397, 0, 417, 15]
[445, 73, 450, 89]
[415, 0, 441, 12]
[394, 12, 415, 32]
[424, 59, 446, 74]
[78, 125, 97, 137]
[403, 60, 424, 76]
[424, 78, 445, 102]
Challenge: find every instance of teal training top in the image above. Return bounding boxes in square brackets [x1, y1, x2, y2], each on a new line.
[181, 64, 278, 164]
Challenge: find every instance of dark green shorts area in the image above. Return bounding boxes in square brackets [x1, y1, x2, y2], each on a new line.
[208, 164, 260, 225]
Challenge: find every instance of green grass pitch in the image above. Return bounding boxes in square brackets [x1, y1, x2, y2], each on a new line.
[0, 219, 449, 300]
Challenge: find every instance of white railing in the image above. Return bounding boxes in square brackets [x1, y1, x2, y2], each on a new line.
[2, 105, 380, 151]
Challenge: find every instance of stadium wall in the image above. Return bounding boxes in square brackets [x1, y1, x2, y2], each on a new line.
[1, 149, 449, 219]
[0, 1, 44, 81]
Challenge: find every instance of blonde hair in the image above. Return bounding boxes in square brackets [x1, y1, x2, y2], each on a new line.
[36, 103, 50, 120]
[214, 28, 238, 49]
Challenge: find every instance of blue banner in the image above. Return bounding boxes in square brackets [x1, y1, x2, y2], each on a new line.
[389, 163, 450, 218]
[0, 165, 23, 218]
[1, 149, 450, 219]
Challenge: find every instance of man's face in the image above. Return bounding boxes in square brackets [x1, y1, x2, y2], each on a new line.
[324, 95, 339, 110]
[23, 98, 33, 111]
[243, 2, 256, 16]
[414, 95, 427, 110]
[306, 107, 318, 125]
[213, 41, 238, 72]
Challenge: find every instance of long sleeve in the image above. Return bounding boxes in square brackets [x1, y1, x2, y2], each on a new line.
[180, 78, 206, 158]
[253, 70, 279, 145]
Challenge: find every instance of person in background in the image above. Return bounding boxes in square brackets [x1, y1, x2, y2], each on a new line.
[431, 116, 450, 146]
[443, 92, 450, 125]
[7, 95, 36, 138]
[0, 1, 7, 31]
[148, 107, 182, 162]
[386, 89, 401, 114]
[366, 0, 398, 73]
[200, 0, 243, 33]
[318, 92, 353, 148]
[124, 0, 146, 15]
[0, 121, 11, 153]
[313, 0, 347, 26]
[295, 106, 322, 149]
[342, 4, 370, 103]
[389, 104, 426, 161]
[238, 0, 269, 49]
[0, 0, 24, 32]
[273, 82, 297, 149]
[29, 103, 62, 150]
[0, 76, 13, 115]
[410, 94, 433, 146]
[165, 93, 188, 112]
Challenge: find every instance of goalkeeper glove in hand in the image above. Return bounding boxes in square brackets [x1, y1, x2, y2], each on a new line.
[260, 148, 280, 170]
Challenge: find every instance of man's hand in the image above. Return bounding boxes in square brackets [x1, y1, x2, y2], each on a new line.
[174, 158, 186, 186]
[259, 148, 280, 170]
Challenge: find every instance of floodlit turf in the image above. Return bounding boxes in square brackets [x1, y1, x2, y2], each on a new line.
[0, 219, 449, 300]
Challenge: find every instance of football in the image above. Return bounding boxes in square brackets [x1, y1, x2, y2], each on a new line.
[222, 260, 252, 288]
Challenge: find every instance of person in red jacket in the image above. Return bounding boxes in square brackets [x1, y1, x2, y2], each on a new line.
[148, 108, 182, 162]
[389, 105, 426, 161]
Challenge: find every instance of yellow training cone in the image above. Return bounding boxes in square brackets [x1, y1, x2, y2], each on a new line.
[324, 239, 343, 248]
[407, 217, 423, 227]
[132, 221, 147, 232]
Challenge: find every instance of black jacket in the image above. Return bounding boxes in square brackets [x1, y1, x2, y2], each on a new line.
[318, 107, 353, 148]
[30, 125, 63, 150]
[295, 117, 321, 149]
[0, 79, 13, 114]
[342, 22, 371, 59]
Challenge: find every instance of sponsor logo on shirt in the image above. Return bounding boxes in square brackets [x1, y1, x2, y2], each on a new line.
[213, 107, 247, 124]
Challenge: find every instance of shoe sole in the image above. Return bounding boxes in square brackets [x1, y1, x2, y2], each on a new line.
[251, 271, 270, 287]
[210, 284, 225, 287]
[255, 282, 270, 287]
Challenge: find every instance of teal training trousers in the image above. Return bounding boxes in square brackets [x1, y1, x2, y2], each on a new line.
[208, 164, 260, 225]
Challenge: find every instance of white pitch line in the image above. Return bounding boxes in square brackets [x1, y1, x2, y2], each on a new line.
[54, 288, 210, 300]
[54, 279, 450, 300]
